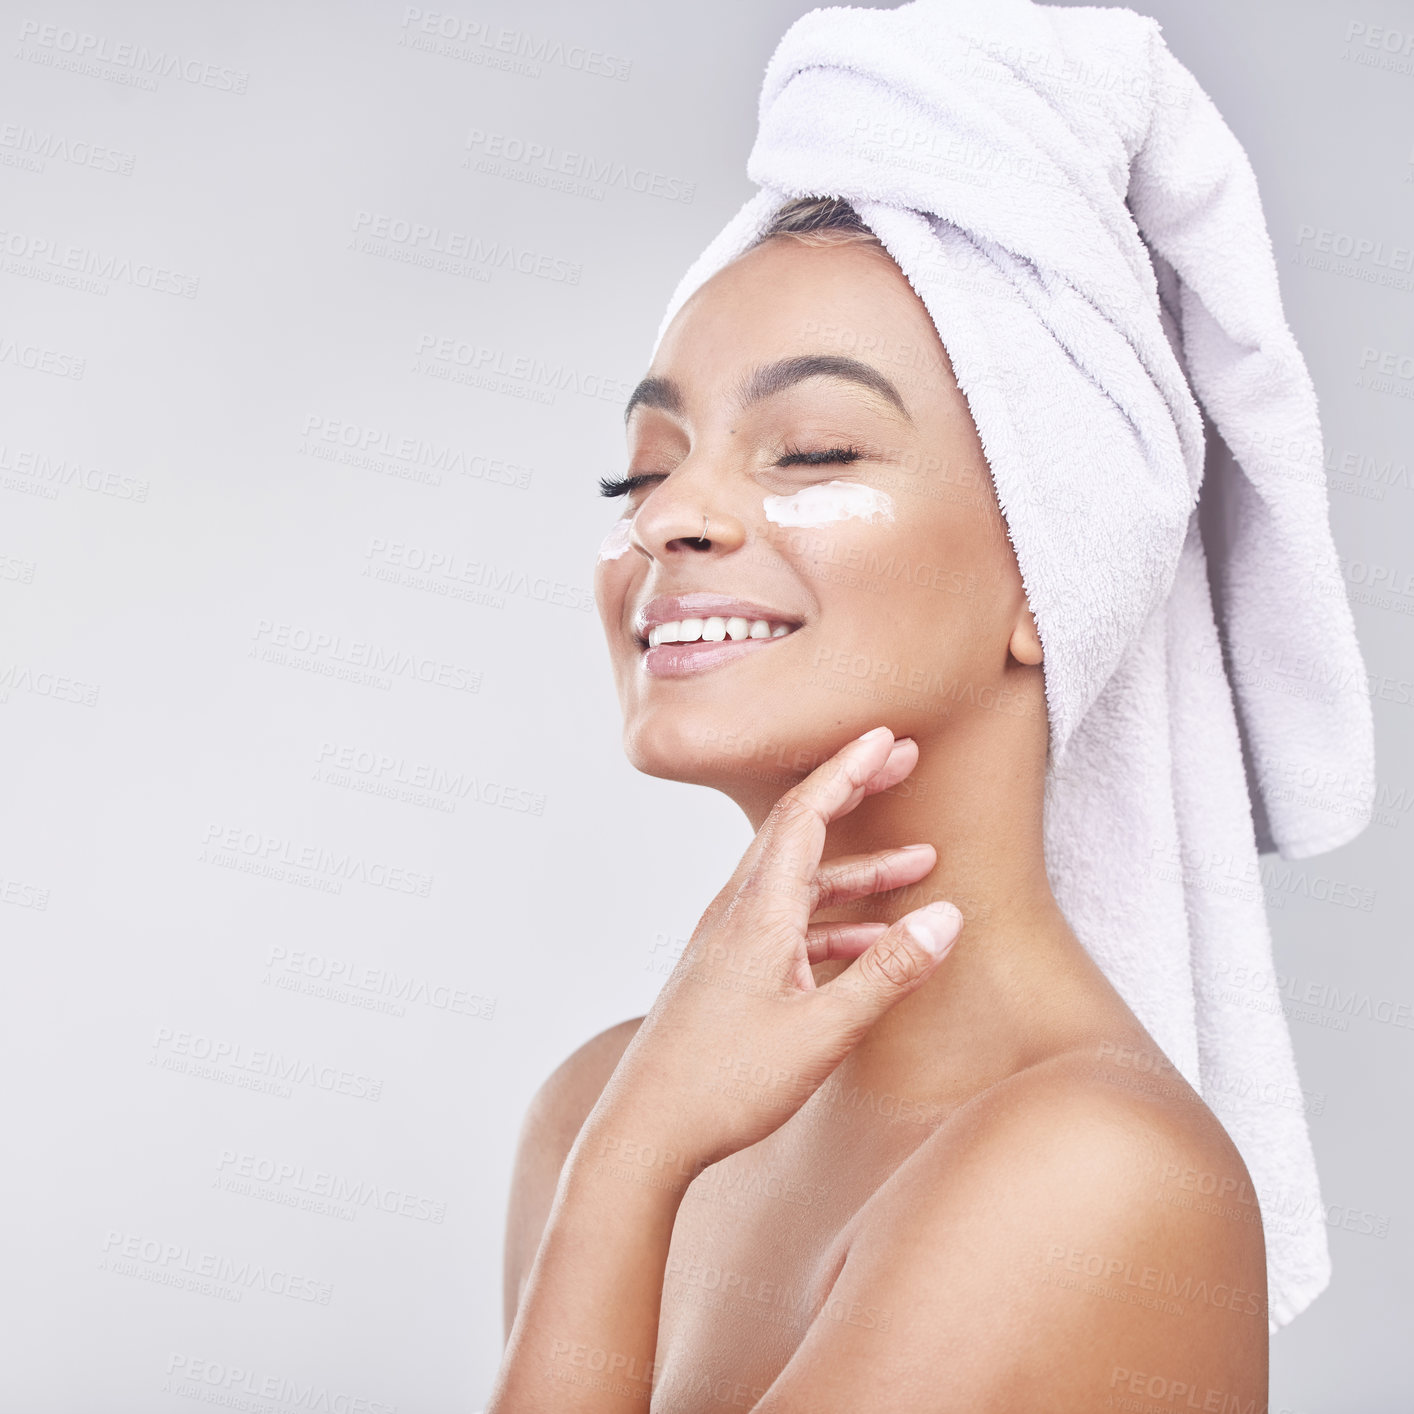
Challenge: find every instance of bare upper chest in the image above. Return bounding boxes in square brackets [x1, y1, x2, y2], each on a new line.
[649, 1111, 932, 1413]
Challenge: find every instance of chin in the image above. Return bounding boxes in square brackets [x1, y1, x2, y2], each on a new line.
[622, 699, 840, 796]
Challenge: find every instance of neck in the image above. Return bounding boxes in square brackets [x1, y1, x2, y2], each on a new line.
[730, 693, 1129, 1103]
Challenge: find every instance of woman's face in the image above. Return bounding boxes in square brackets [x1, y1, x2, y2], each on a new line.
[594, 233, 1042, 809]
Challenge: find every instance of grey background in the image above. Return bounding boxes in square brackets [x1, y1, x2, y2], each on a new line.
[0, 0, 1409, 1408]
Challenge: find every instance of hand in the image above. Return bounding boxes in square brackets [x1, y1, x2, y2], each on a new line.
[586, 725, 962, 1177]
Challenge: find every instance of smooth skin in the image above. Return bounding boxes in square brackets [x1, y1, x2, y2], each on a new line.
[493, 235, 1267, 1412]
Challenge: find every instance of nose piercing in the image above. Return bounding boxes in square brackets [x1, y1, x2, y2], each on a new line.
[700, 513, 709, 544]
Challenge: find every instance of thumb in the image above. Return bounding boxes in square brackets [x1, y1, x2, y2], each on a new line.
[823, 901, 962, 1019]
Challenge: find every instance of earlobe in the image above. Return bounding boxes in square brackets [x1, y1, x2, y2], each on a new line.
[1008, 609, 1044, 667]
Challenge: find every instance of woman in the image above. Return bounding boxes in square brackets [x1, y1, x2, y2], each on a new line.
[488, 0, 1373, 1405]
[493, 199, 1265, 1410]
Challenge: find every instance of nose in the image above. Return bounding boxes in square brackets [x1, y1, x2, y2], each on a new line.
[628, 458, 745, 560]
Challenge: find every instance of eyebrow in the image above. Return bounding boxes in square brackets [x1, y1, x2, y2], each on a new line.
[622, 354, 912, 426]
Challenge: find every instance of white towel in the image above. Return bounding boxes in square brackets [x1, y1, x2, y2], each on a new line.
[650, 0, 1375, 1330]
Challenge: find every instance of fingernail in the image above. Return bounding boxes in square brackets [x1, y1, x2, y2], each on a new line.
[855, 726, 891, 744]
[897, 843, 932, 852]
[905, 901, 962, 957]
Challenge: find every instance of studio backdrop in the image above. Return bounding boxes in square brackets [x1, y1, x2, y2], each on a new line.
[1, 0, 1409, 1409]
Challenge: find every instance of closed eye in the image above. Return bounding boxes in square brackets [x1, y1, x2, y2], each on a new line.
[598, 445, 864, 498]
[598, 472, 659, 498]
[775, 443, 864, 468]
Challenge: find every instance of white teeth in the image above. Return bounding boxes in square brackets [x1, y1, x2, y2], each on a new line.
[646, 616, 800, 648]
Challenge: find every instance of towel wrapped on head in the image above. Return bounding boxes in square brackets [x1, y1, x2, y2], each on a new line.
[651, 0, 1376, 1330]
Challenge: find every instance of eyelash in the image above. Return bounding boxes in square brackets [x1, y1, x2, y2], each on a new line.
[597, 444, 864, 498]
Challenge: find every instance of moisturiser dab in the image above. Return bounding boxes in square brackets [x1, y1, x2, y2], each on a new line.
[597, 516, 634, 561]
[763, 480, 895, 528]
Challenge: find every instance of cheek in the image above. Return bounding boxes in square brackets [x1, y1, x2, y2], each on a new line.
[593, 525, 635, 641]
[777, 500, 982, 670]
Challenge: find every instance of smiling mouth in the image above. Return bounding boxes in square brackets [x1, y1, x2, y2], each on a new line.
[637, 615, 804, 678]
[641, 614, 801, 649]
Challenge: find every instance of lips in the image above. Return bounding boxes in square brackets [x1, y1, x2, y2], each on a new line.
[638, 629, 801, 678]
[629, 593, 807, 679]
[633, 591, 804, 645]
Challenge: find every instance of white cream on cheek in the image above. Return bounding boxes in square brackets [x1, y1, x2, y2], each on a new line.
[762, 479, 895, 529]
[597, 516, 634, 561]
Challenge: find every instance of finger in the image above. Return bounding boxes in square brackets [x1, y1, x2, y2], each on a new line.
[734, 728, 910, 930]
[803, 921, 889, 965]
[856, 735, 921, 801]
[810, 731, 921, 821]
[818, 901, 963, 1024]
[810, 843, 936, 915]
[823, 735, 921, 821]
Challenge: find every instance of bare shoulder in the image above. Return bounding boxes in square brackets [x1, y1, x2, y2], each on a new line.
[514, 1017, 646, 1164]
[756, 1042, 1268, 1412]
[501, 1016, 644, 1338]
[942, 1038, 1257, 1204]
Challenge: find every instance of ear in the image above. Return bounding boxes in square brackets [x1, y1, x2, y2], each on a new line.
[1008, 606, 1043, 666]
